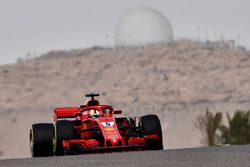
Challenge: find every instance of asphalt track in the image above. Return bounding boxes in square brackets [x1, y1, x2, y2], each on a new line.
[1, 145, 250, 167]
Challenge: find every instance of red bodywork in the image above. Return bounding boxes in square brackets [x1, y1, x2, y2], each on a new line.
[53, 99, 160, 153]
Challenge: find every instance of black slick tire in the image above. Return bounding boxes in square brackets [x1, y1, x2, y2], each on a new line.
[141, 114, 163, 150]
[30, 123, 54, 157]
[54, 120, 75, 156]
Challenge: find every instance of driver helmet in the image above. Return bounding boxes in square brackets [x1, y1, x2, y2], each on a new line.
[89, 109, 100, 118]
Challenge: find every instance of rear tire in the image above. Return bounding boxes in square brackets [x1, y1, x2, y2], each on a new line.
[54, 120, 75, 156]
[141, 114, 163, 150]
[30, 123, 54, 157]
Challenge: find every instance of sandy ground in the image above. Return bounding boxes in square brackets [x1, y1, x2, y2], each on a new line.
[0, 40, 250, 159]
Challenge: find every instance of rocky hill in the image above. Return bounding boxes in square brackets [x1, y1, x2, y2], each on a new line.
[0, 40, 250, 159]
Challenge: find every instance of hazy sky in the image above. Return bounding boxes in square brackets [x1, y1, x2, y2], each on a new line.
[0, 0, 249, 64]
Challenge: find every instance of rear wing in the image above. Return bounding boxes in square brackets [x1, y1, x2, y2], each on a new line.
[54, 107, 79, 120]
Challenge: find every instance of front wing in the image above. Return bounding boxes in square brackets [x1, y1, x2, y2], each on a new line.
[62, 135, 160, 153]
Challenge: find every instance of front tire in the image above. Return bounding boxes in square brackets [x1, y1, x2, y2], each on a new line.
[54, 120, 75, 156]
[30, 123, 54, 157]
[141, 114, 163, 150]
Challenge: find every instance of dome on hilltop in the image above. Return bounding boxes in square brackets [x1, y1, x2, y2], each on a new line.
[114, 7, 174, 48]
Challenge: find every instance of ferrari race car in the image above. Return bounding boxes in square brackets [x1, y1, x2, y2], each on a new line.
[30, 93, 163, 157]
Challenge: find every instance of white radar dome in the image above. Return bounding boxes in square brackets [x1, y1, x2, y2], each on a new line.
[114, 7, 173, 48]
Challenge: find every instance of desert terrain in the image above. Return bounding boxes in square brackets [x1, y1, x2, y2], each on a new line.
[0, 40, 250, 159]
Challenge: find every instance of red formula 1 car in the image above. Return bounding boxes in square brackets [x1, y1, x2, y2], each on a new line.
[30, 93, 163, 157]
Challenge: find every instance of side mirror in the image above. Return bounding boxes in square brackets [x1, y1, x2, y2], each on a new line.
[113, 110, 122, 114]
